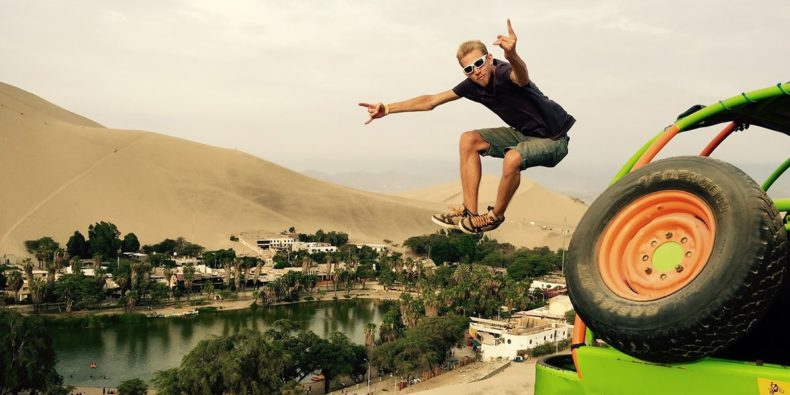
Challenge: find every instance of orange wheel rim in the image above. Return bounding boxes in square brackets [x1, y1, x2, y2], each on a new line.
[598, 190, 716, 301]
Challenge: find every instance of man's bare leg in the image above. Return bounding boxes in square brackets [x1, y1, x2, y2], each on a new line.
[459, 131, 490, 214]
[492, 149, 523, 217]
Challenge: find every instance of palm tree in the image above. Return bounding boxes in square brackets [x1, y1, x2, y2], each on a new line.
[8, 270, 23, 303]
[69, 256, 82, 274]
[23, 258, 34, 285]
[365, 322, 377, 349]
[399, 293, 422, 328]
[125, 290, 139, 312]
[163, 266, 174, 300]
[223, 258, 233, 290]
[34, 249, 48, 270]
[94, 266, 107, 291]
[202, 281, 215, 300]
[45, 260, 56, 284]
[30, 277, 46, 313]
[139, 261, 152, 305]
[233, 258, 242, 294]
[254, 259, 263, 291]
[184, 264, 196, 300]
[129, 262, 140, 292]
[54, 249, 68, 272]
[92, 254, 102, 268]
[420, 283, 441, 318]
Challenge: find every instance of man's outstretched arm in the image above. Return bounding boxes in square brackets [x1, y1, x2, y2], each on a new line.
[358, 90, 460, 125]
[494, 19, 529, 87]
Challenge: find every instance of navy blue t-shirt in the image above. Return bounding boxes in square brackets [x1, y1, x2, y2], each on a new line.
[452, 60, 575, 139]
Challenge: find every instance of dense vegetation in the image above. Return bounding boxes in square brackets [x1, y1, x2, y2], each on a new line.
[0, 311, 69, 394]
[151, 320, 366, 395]
[2, 223, 570, 393]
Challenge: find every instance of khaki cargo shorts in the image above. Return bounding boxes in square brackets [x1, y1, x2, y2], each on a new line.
[477, 126, 569, 171]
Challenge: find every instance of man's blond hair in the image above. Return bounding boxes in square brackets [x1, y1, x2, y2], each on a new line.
[456, 40, 488, 61]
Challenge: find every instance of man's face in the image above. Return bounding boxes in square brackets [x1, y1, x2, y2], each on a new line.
[459, 49, 493, 87]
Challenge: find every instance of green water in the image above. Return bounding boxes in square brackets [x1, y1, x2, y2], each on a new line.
[50, 299, 393, 387]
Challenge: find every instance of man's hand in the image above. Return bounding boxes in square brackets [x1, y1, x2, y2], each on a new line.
[493, 19, 517, 56]
[358, 102, 386, 125]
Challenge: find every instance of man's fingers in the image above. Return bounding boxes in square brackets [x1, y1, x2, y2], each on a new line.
[364, 116, 373, 125]
[507, 18, 515, 36]
[358, 102, 373, 108]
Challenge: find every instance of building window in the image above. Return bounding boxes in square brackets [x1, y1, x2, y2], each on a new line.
[507, 339, 511, 344]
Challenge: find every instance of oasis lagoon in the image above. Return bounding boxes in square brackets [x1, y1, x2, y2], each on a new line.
[50, 299, 394, 387]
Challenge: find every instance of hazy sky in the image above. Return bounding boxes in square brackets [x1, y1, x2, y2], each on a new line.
[2, 1, 788, 196]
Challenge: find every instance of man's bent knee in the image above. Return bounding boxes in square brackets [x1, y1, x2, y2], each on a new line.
[503, 149, 523, 174]
[460, 131, 488, 153]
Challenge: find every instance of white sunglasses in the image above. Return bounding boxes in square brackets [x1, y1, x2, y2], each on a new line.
[462, 54, 488, 74]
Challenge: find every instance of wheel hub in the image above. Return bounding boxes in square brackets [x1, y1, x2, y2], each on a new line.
[598, 190, 716, 301]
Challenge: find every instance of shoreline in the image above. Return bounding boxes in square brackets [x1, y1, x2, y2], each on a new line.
[19, 286, 409, 320]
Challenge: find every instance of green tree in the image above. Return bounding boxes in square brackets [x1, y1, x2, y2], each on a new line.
[88, 221, 122, 260]
[25, 236, 59, 269]
[151, 368, 181, 395]
[54, 273, 103, 313]
[371, 316, 467, 381]
[365, 322, 377, 349]
[122, 233, 141, 253]
[183, 263, 196, 300]
[8, 270, 23, 303]
[0, 311, 67, 394]
[29, 278, 46, 313]
[174, 237, 205, 257]
[118, 378, 148, 395]
[313, 332, 367, 394]
[171, 330, 286, 395]
[66, 230, 89, 259]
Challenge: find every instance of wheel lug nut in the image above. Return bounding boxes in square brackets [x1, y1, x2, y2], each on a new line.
[660, 274, 667, 280]
[681, 237, 688, 244]
[685, 251, 692, 257]
[642, 255, 649, 261]
[650, 240, 657, 247]
[675, 265, 684, 273]
[665, 232, 673, 239]
[645, 267, 653, 275]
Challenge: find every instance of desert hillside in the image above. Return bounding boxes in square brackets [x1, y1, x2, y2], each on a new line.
[398, 176, 588, 249]
[0, 82, 585, 257]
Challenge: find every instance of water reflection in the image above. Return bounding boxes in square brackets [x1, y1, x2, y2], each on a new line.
[50, 299, 393, 387]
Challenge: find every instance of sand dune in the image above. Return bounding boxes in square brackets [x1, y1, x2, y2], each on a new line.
[397, 176, 588, 249]
[0, 82, 585, 257]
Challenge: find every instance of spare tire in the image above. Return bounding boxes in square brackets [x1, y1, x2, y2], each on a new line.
[565, 156, 788, 363]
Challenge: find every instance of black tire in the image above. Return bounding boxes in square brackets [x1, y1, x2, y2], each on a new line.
[716, 248, 790, 364]
[565, 156, 788, 363]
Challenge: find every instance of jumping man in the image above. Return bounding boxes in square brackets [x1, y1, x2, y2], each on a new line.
[359, 19, 575, 234]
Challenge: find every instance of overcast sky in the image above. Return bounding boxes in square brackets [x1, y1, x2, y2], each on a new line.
[2, 1, 788, 196]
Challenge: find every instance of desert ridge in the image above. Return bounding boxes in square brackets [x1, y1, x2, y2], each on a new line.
[397, 175, 588, 249]
[0, 82, 585, 256]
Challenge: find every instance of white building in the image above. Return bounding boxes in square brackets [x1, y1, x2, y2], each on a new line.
[292, 242, 337, 254]
[257, 237, 295, 251]
[523, 295, 574, 321]
[469, 316, 572, 361]
[360, 244, 388, 253]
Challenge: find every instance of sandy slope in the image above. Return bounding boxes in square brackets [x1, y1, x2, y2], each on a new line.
[398, 176, 587, 249]
[0, 82, 585, 256]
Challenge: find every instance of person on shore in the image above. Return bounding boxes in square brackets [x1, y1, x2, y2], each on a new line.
[359, 19, 574, 234]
